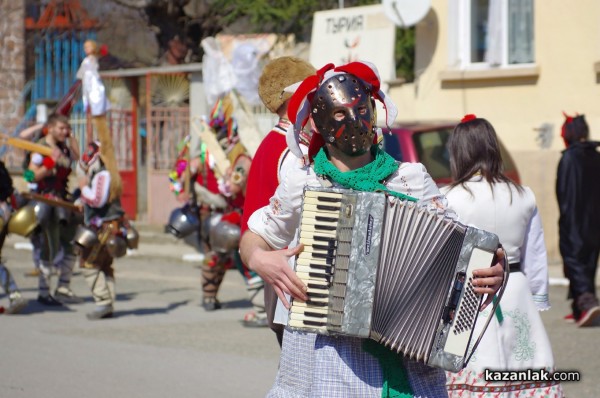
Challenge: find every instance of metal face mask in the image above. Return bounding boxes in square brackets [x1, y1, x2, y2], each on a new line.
[311, 73, 375, 156]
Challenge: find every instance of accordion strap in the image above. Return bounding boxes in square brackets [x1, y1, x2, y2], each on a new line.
[464, 246, 510, 366]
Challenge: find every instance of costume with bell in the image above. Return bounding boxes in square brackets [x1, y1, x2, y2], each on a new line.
[0, 161, 28, 314]
[75, 141, 129, 320]
[167, 122, 248, 311]
[27, 134, 81, 304]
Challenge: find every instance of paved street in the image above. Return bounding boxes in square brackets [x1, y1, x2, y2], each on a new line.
[0, 228, 598, 397]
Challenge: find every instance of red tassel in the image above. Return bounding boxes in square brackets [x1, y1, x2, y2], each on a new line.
[288, 63, 335, 124]
[335, 62, 381, 94]
[308, 133, 326, 163]
[42, 156, 55, 169]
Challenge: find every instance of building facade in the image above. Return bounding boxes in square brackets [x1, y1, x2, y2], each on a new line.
[388, 0, 600, 261]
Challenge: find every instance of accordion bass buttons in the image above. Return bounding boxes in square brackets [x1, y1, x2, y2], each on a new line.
[442, 273, 466, 323]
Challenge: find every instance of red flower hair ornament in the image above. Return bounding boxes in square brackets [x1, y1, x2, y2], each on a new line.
[461, 114, 477, 123]
[99, 44, 109, 57]
[283, 61, 398, 163]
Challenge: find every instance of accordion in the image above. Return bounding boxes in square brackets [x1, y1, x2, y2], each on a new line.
[288, 187, 502, 372]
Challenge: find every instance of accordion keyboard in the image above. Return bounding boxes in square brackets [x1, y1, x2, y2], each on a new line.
[288, 190, 347, 332]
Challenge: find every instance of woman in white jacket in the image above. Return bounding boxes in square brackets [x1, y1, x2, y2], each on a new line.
[443, 115, 563, 397]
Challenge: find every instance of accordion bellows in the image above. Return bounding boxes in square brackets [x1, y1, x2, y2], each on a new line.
[288, 187, 500, 372]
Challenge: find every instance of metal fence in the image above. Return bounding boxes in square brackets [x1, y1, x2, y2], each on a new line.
[147, 106, 189, 171]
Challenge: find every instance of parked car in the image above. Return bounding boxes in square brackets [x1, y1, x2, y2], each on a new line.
[381, 121, 521, 186]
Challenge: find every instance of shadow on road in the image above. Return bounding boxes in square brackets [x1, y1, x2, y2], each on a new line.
[113, 299, 191, 317]
[218, 298, 252, 310]
[16, 300, 76, 314]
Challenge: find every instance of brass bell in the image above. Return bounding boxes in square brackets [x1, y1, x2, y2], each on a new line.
[7, 205, 39, 237]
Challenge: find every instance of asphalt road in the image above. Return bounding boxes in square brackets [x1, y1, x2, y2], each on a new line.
[0, 232, 597, 398]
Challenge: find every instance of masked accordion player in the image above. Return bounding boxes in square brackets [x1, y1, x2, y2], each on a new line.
[288, 187, 503, 372]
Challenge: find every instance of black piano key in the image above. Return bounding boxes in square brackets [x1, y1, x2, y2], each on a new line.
[316, 195, 341, 203]
[316, 204, 340, 212]
[308, 264, 333, 273]
[305, 311, 327, 318]
[308, 273, 331, 282]
[315, 224, 337, 231]
[312, 235, 336, 242]
[312, 242, 336, 251]
[315, 215, 338, 223]
[307, 283, 329, 290]
[305, 300, 329, 307]
[307, 291, 329, 299]
[311, 252, 335, 263]
[303, 320, 327, 327]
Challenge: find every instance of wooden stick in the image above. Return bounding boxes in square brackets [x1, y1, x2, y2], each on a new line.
[0, 134, 53, 156]
[190, 117, 231, 178]
[21, 192, 82, 212]
[183, 138, 191, 196]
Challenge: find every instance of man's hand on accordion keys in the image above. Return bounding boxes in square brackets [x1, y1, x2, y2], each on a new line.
[472, 247, 506, 311]
[240, 231, 308, 309]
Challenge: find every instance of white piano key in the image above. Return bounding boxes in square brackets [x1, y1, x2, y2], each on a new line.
[289, 314, 328, 326]
[304, 191, 343, 200]
[300, 237, 337, 246]
[302, 203, 341, 214]
[295, 271, 331, 282]
[300, 210, 340, 222]
[299, 224, 337, 235]
[297, 257, 330, 266]
[288, 319, 327, 331]
[301, 218, 338, 228]
[296, 265, 332, 275]
[290, 305, 328, 314]
[298, 252, 334, 261]
[301, 244, 336, 253]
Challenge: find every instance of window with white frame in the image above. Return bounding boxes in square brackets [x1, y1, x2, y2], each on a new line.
[448, 0, 534, 69]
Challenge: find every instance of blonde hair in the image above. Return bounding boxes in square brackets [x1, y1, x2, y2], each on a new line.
[84, 40, 99, 56]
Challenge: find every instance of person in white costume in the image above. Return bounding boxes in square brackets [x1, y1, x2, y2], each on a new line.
[240, 63, 506, 398]
[442, 115, 564, 397]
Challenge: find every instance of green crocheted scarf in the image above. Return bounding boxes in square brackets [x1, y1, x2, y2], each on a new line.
[314, 145, 416, 397]
[312, 147, 417, 202]
[363, 340, 414, 398]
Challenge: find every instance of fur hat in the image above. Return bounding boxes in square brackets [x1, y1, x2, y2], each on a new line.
[258, 56, 316, 114]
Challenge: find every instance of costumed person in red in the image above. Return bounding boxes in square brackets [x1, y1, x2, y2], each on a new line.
[75, 141, 126, 320]
[556, 113, 600, 326]
[240, 57, 316, 334]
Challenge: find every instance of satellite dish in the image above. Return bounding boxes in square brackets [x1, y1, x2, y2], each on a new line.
[382, 0, 431, 27]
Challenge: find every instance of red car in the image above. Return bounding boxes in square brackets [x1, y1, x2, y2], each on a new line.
[381, 121, 521, 186]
